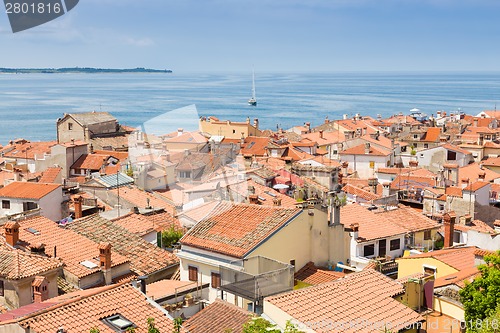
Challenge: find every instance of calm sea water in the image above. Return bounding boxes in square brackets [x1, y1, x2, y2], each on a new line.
[0, 72, 499, 145]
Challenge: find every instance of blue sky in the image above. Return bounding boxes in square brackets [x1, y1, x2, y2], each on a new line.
[0, 0, 499, 72]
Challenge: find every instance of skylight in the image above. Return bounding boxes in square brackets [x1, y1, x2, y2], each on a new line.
[80, 260, 98, 269]
[26, 227, 40, 235]
[103, 314, 136, 332]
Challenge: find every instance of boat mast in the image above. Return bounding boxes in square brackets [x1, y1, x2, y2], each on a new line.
[252, 69, 256, 100]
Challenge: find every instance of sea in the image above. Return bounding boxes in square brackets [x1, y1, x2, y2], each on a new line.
[0, 72, 500, 145]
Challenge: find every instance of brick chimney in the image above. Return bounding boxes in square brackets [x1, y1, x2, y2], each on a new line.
[273, 197, 282, 207]
[305, 122, 311, 133]
[324, 116, 329, 124]
[443, 212, 456, 248]
[5, 221, 20, 247]
[32, 276, 49, 303]
[478, 171, 486, 181]
[350, 223, 359, 239]
[73, 195, 83, 219]
[409, 160, 419, 168]
[319, 130, 324, 139]
[249, 194, 259, 205]
[341, 161, 349, 177]
[99, 243, 112, 285]
[364, 143, 371, 155]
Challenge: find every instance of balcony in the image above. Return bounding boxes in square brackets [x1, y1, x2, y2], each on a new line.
[219, 256, 294, 302]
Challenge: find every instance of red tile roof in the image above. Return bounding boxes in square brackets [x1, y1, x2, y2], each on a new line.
[342, 184, 380, 201]
[294, 262, 345, 285]
[67, 214, 179, 276]
[13, 284, 179, 333]
[0, 182, 61, 200]
[112, 211, 182, 236]
[184, 299, 252, 333]
[181, 202, 301, 258]
[421, 127, 441, 142]
[6, 216, 129, 278]
[146, 279, 195, 300]
[71, 153, 113, 171]
[266, 269, 423, 333]
[459, 163, 500, 183]
[340, 144, 391, 156]
[111, 186, 175, 214]
[463, 181, 490, 192]
[241, 136, 271, 156]
[434, 266, 480, 288]
[401, 247, 477, 271]
[2, 141, 57, 160]
[38, 167, 62, 184]
[0, 246, 63, 280]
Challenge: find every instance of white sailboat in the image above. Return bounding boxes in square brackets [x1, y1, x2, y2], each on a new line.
[248, 69, 257, 106]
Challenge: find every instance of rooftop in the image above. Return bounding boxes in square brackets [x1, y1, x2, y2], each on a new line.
[181, 202, 301, 258]
[398, 247, 478, 271]
[183, 299, 252, 333]
[294, 262, 345, 285]
[0, 245, 63, 280]
[0, 182, 61, 200]
[66, 214, 179, 276]
[266, 269, 422, 333]
[66, 111, 117, 126]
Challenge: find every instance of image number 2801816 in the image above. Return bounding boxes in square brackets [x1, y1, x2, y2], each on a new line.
[3, 0, 79, 33]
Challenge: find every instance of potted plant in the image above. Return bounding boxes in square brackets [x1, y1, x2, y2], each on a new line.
[184, 293, 194, 306]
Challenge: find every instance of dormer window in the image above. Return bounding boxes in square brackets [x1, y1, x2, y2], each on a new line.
[103, 314, 136, 332]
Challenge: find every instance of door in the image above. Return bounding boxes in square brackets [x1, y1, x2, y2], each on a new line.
[379, 239, 386, 257]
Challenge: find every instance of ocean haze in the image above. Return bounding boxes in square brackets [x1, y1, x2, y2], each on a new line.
[0, 72, 499, 145]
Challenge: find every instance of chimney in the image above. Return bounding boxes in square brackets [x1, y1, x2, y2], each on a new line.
[98, 243, 112, 285]
[473, 118, 478, 127]
[305, 122, 311, 133]
[177, 128, 184, 136]
[137, 276, 147, 294]
[74, 195, 83, 219]
[364, 143, 371, 154]
[184, 149, 190, 157]
[363, 127, 367, 136]
[89, 144, 94, 154]
[5, 221, 20, 247]
[13, 168, 22, 182]
[329, 198, 342, 226]
[368, 178, 378, 194]
[319, 130, 324, 139]
[253, 118, 259, 130]
[464, 214, 473, 226]
[273, 197, 282, 207]
[324, 116, 329, 124]
[341, 161, 349, 177]
[32, 276, 49, 303]
[443, 212, 456, 248]
[479, 171, 486, 181]
[350, 223, 359, 240]
[409, 160, 419, 168]
[240, 133, 245, 146]
[461, 177, 469, 189]
[382, 183, 391, 197]
[100, 158, 107, 174]
[246, 117, 250, 124]
[249, 194, 259, 205]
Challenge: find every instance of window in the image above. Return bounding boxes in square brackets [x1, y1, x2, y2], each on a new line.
[379, 239, 386, 257]
[0, 280, 4, 297]
[2, 200, 10, 209]
[363, 244, 375, 257]
[413, 134, 419, 139]
[424, 144, 429, 149]
[179, 171, 191, 178]
[211, 272, 221, 288]
[232, 129, 236, 134]
[423, 265, 437, 277]
[68, 122, 73, 130]
[447, 150, 457, 161]
[424, 230, 432, 240]
[188, 266, 198, 282]
[23, 202, 38, 211]
[390, 239, 400, 251]
[103, 314, 136, 332]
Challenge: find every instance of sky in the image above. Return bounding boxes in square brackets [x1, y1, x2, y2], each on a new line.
[0, 0, 500, 72]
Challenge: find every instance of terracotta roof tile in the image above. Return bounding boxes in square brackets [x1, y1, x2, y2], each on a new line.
[459, 163, 500, 183]
[111, 186, 175, 214]
[0, 182, 61, 200]
[184, 299, 252, 333]
[0, 246, 63, 280]
[227, 179, 298, 208]
[453, 220, 495, 234]
[401, 247, 477, 271]
[294, 262, 345, 285]
[463, 181, 490, 192]
[71, 153, 114, 171]
[15, 283, 179, 333]
[67, 214, 179, 276]
[146, 279, 195, 300]
[422, 127, 441, 142]
[434, 266, 480, 288]
[112, 211, 182, 236]
[38, 167, 62, 184]
[340, 143, 391, 156]
[5, 216, 129, 278]
[241, 136, 271, 156]
[181, 202, 301, 258]
[266, 269, 422, 333]
[343, 184, 381, 201]
[2, 141, 57, 160]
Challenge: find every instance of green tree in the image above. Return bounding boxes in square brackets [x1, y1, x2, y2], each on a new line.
[89, 328, 100, 333]
[173, 317, 183, 333]
[242, 317, 304, 333]
[460, 251, 500, 331]
[161, 226, 184, 249]
[148, 317, 161, 333]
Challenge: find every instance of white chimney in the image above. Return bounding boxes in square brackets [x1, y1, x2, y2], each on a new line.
[177, 128, 184, 136]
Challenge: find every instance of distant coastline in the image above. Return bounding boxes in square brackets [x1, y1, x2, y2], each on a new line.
[0, 67, 172, 74]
